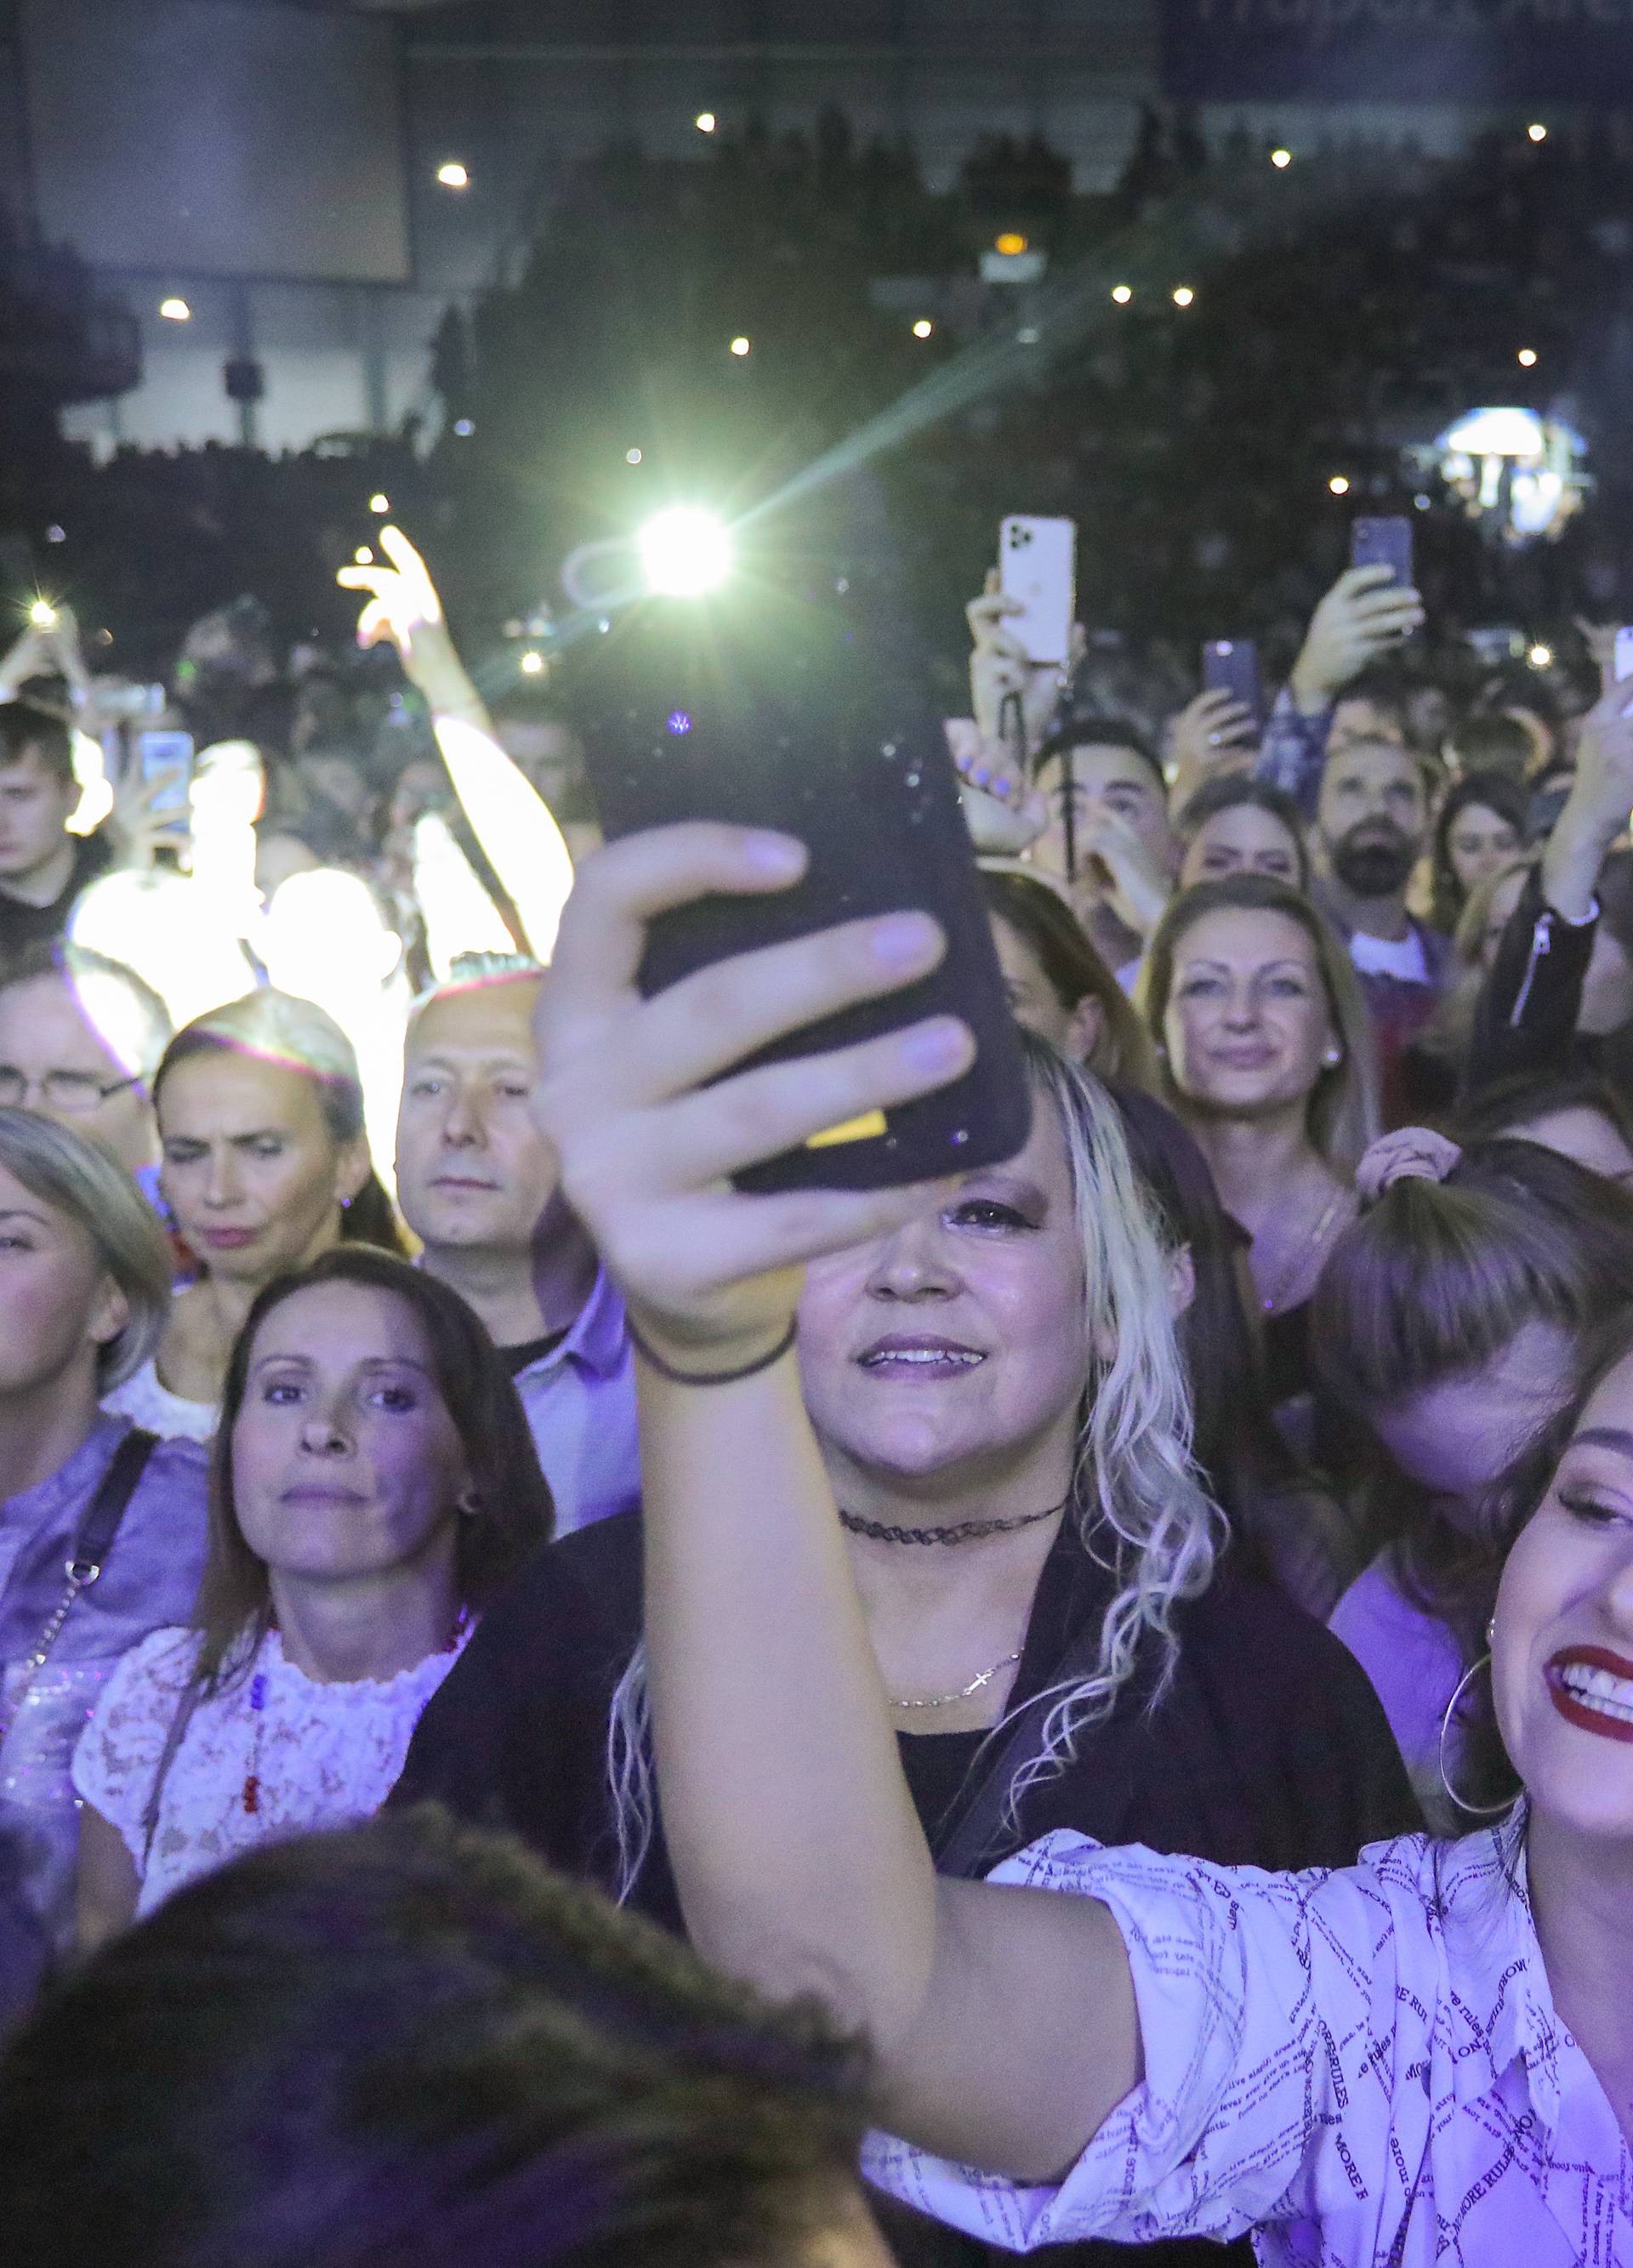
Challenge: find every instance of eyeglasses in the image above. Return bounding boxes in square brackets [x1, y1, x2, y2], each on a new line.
[0, 1068, 143, 1115]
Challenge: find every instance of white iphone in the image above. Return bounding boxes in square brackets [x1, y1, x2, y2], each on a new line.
[1614, 627, 1633, 684]
[999, 515, 1077, 668]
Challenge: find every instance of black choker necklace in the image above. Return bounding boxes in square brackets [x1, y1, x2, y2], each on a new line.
[838, 1496, 1070, 1549]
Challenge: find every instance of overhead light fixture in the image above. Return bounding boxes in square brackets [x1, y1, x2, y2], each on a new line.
[1529, 643, 1553, 668]
[729, 335, 751, 356]
[520, 651, 546, 676]
[1517, 348, 1538, 367]
[368, 492, 390, 514]
[912, 317, 934, 338]
[436, 162, 470, 189]
[1171, 286, 1195, 307]
[1329, 475, 1351, 496]
[1270, 148, 1293, 168]
[158, 297, 191, 321]
[1528, 122, 1548, 143]
[1111, 284, 1133, 305]
[695, 112, 717, 134]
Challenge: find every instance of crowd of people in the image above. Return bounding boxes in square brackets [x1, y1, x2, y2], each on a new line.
[0, 463, 1627, 2267]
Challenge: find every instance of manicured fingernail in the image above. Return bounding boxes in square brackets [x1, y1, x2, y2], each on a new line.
[745, 832, 805, 877]
[869, 912, 941, 967]
[900, 1017, 971, 1073]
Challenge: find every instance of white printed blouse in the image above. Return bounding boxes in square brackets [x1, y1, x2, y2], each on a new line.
[866, 1821, 1633, 2266]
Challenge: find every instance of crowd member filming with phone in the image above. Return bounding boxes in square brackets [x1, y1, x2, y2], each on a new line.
[531, 820, 1633, 2268]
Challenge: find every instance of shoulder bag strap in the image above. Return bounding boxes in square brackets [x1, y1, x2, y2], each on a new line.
[16, 1428, 160, 1680]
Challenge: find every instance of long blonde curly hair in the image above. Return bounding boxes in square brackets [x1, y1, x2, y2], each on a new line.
[606, 1030, 1224, 1895]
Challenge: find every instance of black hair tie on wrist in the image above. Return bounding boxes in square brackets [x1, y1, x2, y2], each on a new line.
[628, 1316, 799, 1387]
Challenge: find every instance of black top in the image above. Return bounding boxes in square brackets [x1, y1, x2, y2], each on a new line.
[501, 1327, 569, 1378]
[0, 831, 111, 957]
[394, 1508, 1417, 2268]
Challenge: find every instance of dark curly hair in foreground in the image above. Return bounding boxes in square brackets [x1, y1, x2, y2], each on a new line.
[0, 1809, 874, 2268]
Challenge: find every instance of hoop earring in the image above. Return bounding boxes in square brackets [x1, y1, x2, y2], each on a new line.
[1437, 1650, 1511, 1819]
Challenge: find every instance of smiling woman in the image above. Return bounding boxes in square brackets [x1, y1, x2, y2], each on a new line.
[71, 1247, 549, 1946]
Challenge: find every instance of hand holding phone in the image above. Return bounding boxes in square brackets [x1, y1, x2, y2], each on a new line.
[575, 484, 1032, 1194]
[1201, 639, 1263, 725]
[1350, 516, 1414, 589]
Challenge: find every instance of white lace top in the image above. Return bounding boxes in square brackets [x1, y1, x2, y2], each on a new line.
[100, 1357, 217, 1445]
[72, 1622, 472, 1916]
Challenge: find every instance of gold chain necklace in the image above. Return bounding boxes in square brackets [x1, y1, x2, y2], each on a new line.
[891, 1649, 1022, 1711]
[1259, 1184, 1346, 1316]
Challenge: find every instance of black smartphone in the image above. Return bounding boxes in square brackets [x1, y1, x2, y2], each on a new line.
[572, 482, 1032, 1195]
[1201, 639, 1262, 724]
[1350, 515, 1414, 590]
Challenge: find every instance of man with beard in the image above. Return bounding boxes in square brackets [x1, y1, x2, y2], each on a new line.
[1315, 736, 1450, 1120]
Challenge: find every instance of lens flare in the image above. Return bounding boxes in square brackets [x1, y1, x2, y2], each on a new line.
[637, 507, 734, 597]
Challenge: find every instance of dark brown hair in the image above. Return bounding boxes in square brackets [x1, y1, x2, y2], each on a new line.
[194, 1245, 552, 1688]
[982, 870, 1158, 1091]
[0, 700, 73, 787]
[1429, 768, 1530, 932]
[0, 1809, 870, 2268]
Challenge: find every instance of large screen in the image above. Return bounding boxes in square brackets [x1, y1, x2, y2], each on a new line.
[20, 0, 410, 283]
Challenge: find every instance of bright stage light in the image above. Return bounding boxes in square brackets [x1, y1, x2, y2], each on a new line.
[1329, 475, 1351, 496]
[369, 492, 390, 513]
[436, 162, 470, 189]
[1111, 284, 1133, 304]
[696, 112, 717, 134]
[995, 231, 1029, 256]
[1172, 285, 1196, 307]
[520, 651, 545, 675]
[729, 335, 751, 356]
[625, 446, 643, 463]
[1528, 122, 1548, 144]
[912, 318, 933, 338]
[1517, 348, 1538, 367]
[637, 507, 734, 598]
[1271, 148, 1293, 168]
[158, 298, 191, 321]
[1529, 643, 1553, 668]
[27, 599, 57, 629]
[353, 546, 374, 566]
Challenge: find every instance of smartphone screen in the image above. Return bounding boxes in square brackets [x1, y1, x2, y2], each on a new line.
[1613, 628, 1633, 685]
[1350, 516, 1414, 590]
[1201, 639, 1262, 725]
[136, 729, 194, 815]
[572, 479, 1032, 1194]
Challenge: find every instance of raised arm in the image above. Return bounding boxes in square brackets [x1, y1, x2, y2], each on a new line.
[1464, 679, 1633, 1096]
[1256, 566, 1424, 816]
[339, 527, 576, 959]
[532, 825, 1139, 2180]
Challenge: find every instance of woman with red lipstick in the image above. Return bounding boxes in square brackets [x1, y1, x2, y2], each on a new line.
[1138, 876, 1378, 1437]
[72, 1246, 548, 1941]
[103, 990, 406, 1444]
[526, 824, 1633, 2267]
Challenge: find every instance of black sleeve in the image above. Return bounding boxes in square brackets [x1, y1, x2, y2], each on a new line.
[1185, 1567, 1422, 1870]
[390, 1513, 647, 1895]
[1462, 863, 1596, 1102]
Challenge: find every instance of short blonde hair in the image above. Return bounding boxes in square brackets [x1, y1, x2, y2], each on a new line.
[0, 1106, 173, 1387]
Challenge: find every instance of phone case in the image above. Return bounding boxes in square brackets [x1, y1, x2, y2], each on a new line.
[1201, 639, 1263, 723]
[1614, 628, 1633, 685]
[576, 500, 1033, 1195]
[1350, 516, 1414, 589]
[999, 515, 1077, 667]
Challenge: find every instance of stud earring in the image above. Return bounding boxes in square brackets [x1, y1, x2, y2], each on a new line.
[1321, 1045, 1342, 1068]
